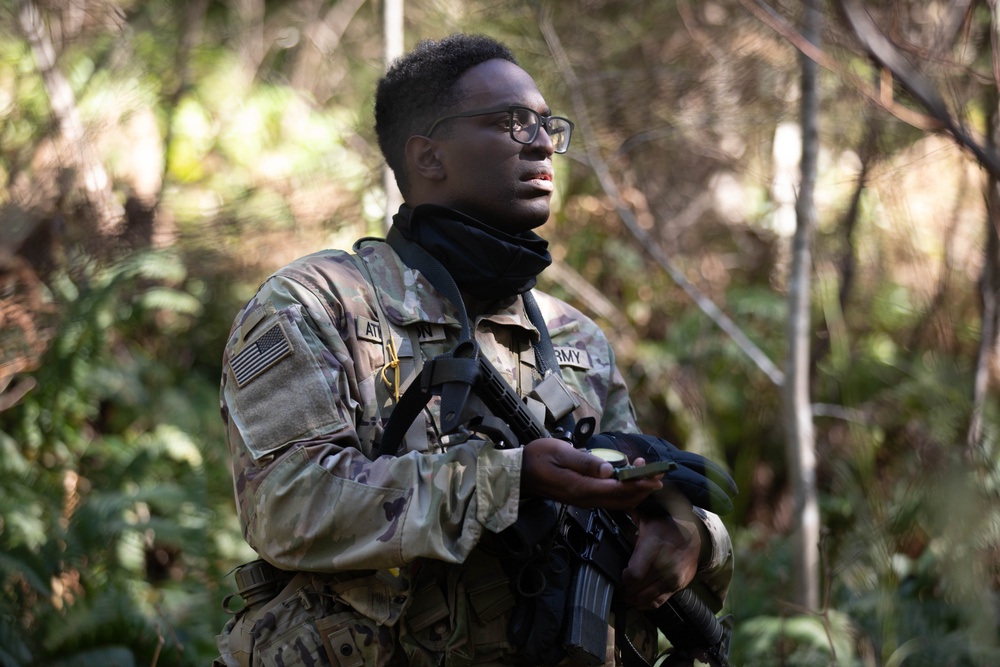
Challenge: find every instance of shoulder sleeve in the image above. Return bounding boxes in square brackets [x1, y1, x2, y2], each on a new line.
[221, 254, 522, 574]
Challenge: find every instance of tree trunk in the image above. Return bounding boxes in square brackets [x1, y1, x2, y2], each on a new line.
[969, 65, 1000, 450]
[383, 0, 404, 230]
[784, 0, 821, 612]
[17, 0, 121, 237]
[970, 200, 1000, 451]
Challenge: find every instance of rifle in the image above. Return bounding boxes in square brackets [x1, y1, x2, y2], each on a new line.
[436, 340, 734, 667]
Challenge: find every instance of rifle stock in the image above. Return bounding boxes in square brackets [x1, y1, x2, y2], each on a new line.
[454, 341, 734, 667]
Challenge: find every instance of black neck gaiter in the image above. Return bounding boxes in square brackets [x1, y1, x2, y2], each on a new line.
[391, 204, 552, 301]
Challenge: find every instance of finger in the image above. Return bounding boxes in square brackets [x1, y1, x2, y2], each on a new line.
[621, 559, 650, 592]
[623, 543, 668, 608]
[570, 477, 662, 510]
[622, 524, 657, 587]
[606, 476, 662, 497]
[638, 589, 674, 610]
[626, 575, 673, 610]
[612, 477, 663, 505]
[523, 438, 613, 479]
[621, 457, 664, 482]
[568, 448, 615, 479]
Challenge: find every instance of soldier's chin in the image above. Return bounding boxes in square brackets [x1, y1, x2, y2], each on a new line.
[510, 200, 552, 231]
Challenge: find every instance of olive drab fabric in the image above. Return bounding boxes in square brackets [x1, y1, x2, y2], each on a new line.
[216, 237, 734, 666]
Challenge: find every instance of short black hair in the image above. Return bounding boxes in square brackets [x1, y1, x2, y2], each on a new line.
[374, 33, 517, 195]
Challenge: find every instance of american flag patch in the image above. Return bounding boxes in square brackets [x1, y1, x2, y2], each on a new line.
[230, 322, 293, 387]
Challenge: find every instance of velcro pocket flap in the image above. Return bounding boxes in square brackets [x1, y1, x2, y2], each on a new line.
[226, 309, 346, 460]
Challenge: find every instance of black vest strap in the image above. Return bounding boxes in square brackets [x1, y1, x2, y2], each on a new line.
[386, 226, 471, 341]
[377, 345, 481, 456]
[376, 228, 573, 457]
[522, 290, 554, 376]
[522, 291, 575, 435]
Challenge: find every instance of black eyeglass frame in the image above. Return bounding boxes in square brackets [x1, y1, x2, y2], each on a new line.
[423, 104, 574, 153]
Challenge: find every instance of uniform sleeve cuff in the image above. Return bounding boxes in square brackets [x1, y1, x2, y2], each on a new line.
[692, 506, 733, 572]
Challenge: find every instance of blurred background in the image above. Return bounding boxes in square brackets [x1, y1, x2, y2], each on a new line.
[1, 1, 998, 665]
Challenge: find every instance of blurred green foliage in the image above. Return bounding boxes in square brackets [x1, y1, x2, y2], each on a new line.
[0, 1, 998, 665]
[0, 251, 253, 665]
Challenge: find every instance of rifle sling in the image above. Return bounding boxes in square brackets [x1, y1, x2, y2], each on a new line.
[613, 597, 655, 667]
[376, 228, 571, 456]
[386, 226, 472, 341]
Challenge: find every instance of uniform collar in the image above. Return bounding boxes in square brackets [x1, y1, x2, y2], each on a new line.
[354, 238, 539, 339]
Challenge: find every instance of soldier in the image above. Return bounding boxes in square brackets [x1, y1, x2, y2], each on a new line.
[214, 33, 734, 667]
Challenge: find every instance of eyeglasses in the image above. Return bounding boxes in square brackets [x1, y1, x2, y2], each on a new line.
[424, 104, 574, 153]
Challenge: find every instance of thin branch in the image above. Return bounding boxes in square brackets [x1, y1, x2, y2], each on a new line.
[543, 260, 626, 327]
[836, 127, 875, 314]
[0, 377, 37, 412]
[836, 0, 1000, 185]
[747, 0, 1000, 272]
[906, 169, 968, 352]
[538, 8, 785, 388]
[291, 0, 367, 91]
[811, 402, 869, 424]
[992, 0, 1000, 93]
[738, 0, 942, 131]
[811, 125, 876, 380]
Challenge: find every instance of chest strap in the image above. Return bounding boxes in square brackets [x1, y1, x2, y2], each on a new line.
[375, 229, 573, 457]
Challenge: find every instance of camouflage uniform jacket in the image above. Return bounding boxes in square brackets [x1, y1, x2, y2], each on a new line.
[220, 236, 733, 664]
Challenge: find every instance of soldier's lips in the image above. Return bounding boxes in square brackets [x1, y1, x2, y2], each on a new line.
[522, 171, 554, 192]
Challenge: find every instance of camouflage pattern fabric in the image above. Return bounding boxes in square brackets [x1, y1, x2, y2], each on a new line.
[217, 236, 733, 666]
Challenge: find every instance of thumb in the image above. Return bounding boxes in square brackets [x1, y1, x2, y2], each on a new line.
[566, 447, 615, 478]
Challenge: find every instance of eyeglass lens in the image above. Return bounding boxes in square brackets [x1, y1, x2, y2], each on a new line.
[512, 108, 571, 153]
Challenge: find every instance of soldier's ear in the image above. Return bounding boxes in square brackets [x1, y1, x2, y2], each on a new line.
[405, 136, 446, 182]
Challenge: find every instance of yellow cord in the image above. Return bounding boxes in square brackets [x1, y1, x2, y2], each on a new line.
[381, 336, 401, 401]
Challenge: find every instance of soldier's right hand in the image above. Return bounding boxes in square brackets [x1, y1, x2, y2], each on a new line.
[520, 437, 664, 510]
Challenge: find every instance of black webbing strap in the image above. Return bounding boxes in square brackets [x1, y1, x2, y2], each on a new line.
[522, 290, 575, 435]
[521, 290, 554, 376]
[375, 229, 476, 456]
[377, 347, 480, 456]
[386, 226, 471, 341]
[376, 227, 572, 456]
[614, 598, 655, 667]
[375, 381, 429, 457]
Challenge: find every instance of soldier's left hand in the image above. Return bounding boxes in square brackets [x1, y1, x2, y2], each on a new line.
[521, 438, 663, 510]
[621, 511, 702, 610]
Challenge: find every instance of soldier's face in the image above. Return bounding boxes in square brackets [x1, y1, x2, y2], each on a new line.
[431, 59, 557, 233]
